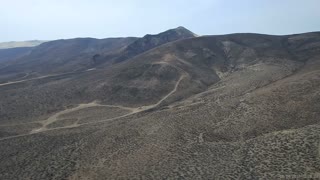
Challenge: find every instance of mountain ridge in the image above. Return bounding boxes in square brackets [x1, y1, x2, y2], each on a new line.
[0, 26, 197, 81]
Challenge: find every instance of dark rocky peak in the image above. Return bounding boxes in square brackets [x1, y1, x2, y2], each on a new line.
[143, 26, 196, 39]
[114, 26, 197, 63]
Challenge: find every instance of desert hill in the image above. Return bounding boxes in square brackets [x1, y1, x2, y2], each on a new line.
[0, 28, 319, 179]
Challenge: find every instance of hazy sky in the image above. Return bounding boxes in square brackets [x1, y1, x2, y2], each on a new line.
[1, 0, 320, 42]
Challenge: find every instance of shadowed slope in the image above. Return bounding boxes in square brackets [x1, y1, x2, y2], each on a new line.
[0, 37, 138, 77]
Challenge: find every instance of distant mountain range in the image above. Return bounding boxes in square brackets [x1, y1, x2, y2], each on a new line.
[0, 40, 47, 49]
[0, 27, 319, 179]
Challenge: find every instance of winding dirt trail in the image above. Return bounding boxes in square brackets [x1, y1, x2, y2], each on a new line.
[0, 77, 43, 87]
[0, 74, 186, 141]
[138, 74, 186, 110]
[0, 69, 97, 87]
[0, 73, 70, 87]
[32, 102, 139, 133]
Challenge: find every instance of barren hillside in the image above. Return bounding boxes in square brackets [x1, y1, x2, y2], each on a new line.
[0, 28, 319, 179]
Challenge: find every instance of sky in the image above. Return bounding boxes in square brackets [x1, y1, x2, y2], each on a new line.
[1, 0, 320, 42]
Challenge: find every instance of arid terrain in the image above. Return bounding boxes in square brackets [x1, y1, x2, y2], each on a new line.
[0, 27, 319, 179]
